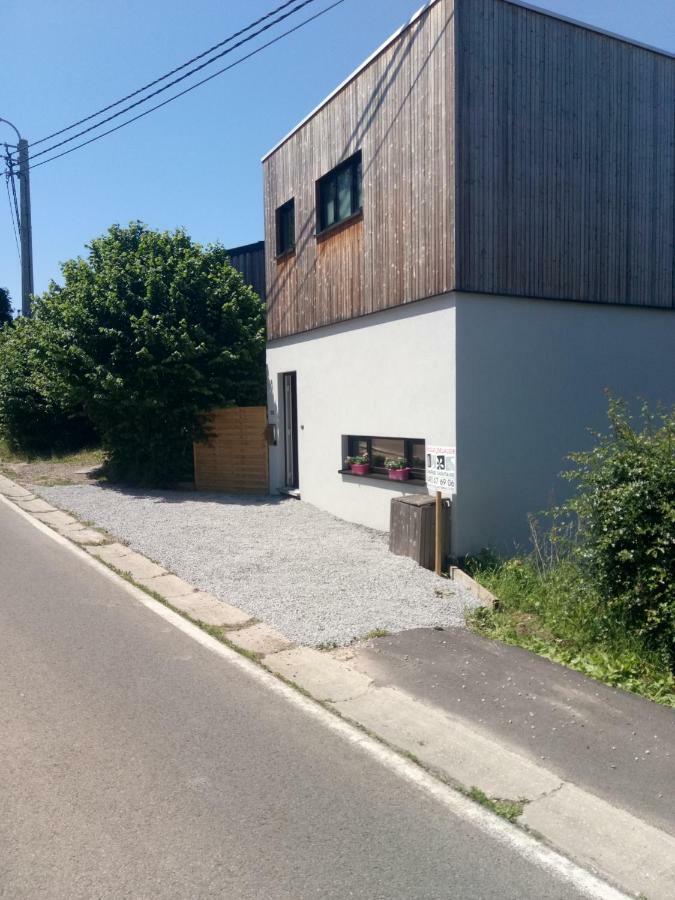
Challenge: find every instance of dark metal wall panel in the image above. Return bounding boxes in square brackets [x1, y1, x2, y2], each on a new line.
[264, 0, 456, 341]
[455, 0, 675, 308]
[227, 241, 266, 301]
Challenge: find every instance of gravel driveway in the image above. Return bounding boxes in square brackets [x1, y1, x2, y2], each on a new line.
[36, 485, 478, 646]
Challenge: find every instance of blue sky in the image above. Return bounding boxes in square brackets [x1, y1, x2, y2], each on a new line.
[2, 0, 674, 313]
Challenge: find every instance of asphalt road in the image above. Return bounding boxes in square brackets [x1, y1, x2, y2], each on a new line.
[0, 499, 588, 899]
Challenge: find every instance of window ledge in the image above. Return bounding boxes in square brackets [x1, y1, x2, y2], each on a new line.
[275, 247, 295, 262]
[338, 468, 427, 486]
[316, 210, 363, 243]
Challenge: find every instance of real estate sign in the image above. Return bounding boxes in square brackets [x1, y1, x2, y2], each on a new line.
[426, 446, 456, 495]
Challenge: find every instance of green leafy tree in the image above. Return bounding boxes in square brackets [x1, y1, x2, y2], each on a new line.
[0, 287, 13, 327]
[34, 222, 266, 482]
[0, 315, 95, 454]
[564, 399, 675, 666]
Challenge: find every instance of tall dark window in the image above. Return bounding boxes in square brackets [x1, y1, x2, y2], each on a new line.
[346, 435, 426, 480]
[317, 151, 362, 233]
[276, 198, 295, 257]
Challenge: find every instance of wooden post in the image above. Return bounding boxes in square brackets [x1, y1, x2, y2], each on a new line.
[435, 490, 442, 576]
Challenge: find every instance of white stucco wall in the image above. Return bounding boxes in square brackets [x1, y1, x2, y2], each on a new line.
[266, 295, 456, 531]
[267, 290, 675, 555]
[453, 293, 675, 556]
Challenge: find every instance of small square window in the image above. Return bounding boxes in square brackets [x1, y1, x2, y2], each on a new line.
[317, 151, 362, 234]
[276, 198, 295, 257]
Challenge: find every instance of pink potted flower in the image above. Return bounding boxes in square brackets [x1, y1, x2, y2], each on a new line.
[346, 454, 370, 475]
[385, 456, 411, 481]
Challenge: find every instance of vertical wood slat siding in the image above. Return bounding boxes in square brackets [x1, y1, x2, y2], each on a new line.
[264, 0, 674, 342]
[194, 407, 268, 494]
[455, 0, 675, 309]
[227, 242, 266, 301]
[264, 0, 456, 341]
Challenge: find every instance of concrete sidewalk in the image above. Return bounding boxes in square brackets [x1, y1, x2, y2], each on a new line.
[337, 628, 675, 836]
[316, 629, 675, 899]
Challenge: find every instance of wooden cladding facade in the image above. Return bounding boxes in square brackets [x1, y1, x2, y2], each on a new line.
[194, 407, 268, 494]
[455, 0, 675, 308]
[263, 0, 675, 342]
[264, 0, 456, 340]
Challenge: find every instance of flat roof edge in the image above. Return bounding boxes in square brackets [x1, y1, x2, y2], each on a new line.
[262, 0, 674, 163]
[261, 0, 438, 161]
[226, 240, 265, 255]
[503, 0, 675, 61]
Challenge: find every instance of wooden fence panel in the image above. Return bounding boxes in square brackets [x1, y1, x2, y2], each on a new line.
[194, 407, 268, 494]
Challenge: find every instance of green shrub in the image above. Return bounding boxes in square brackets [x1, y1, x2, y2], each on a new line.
[27, 222, 266, 483]
[466, 400, 675, 701]
[564, 400, 675, 666]
[0, 316, 95, 456]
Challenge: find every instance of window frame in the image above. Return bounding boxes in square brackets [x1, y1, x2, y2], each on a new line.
[275, 198, 296, 259]
[346, 435, 426, 480]
[316, 151, 363, 235]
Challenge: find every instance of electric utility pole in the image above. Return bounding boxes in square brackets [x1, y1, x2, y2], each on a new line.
[17, 138, 34, 316]
[1, 118, 34, 316]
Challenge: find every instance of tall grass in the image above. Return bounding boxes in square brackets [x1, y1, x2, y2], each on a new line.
[467, 518, 675, 707]
[0, 438, 103, 467]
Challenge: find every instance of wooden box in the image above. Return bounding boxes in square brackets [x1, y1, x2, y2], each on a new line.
[389, 494, 451, 572]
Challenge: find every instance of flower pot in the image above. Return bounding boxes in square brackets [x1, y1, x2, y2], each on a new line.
[350, 463, 371, 475]
[388, 467, 411, 481]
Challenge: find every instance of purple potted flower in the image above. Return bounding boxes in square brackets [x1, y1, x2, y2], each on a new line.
[385, 456, 411, 481]
[346, 454, 370, 475]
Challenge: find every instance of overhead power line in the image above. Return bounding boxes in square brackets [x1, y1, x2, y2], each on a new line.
[30, 0, 307, 149]
[28, 0, 322, 163]
[3, 146, 21, 262]
[4, 168, 21, 262]
[28, 1, 345, 171]
[8, 164, 21, 233]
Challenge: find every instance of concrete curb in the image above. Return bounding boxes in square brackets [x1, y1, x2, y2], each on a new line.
[522, 784, 675, 899]
[328, 684, 562, 800]
[1, 470, 672, 899]
[449, 566, 498, 608]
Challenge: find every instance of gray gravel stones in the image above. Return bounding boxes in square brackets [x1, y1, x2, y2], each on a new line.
[36, 485, 478, 646]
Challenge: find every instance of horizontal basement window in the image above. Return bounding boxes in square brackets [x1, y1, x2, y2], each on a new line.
[345, 435, 426, 480]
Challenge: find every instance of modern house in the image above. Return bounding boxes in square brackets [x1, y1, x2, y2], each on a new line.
[263, 0, 675, 557]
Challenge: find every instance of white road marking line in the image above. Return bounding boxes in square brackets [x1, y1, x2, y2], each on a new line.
[0, 493, 628, 900]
